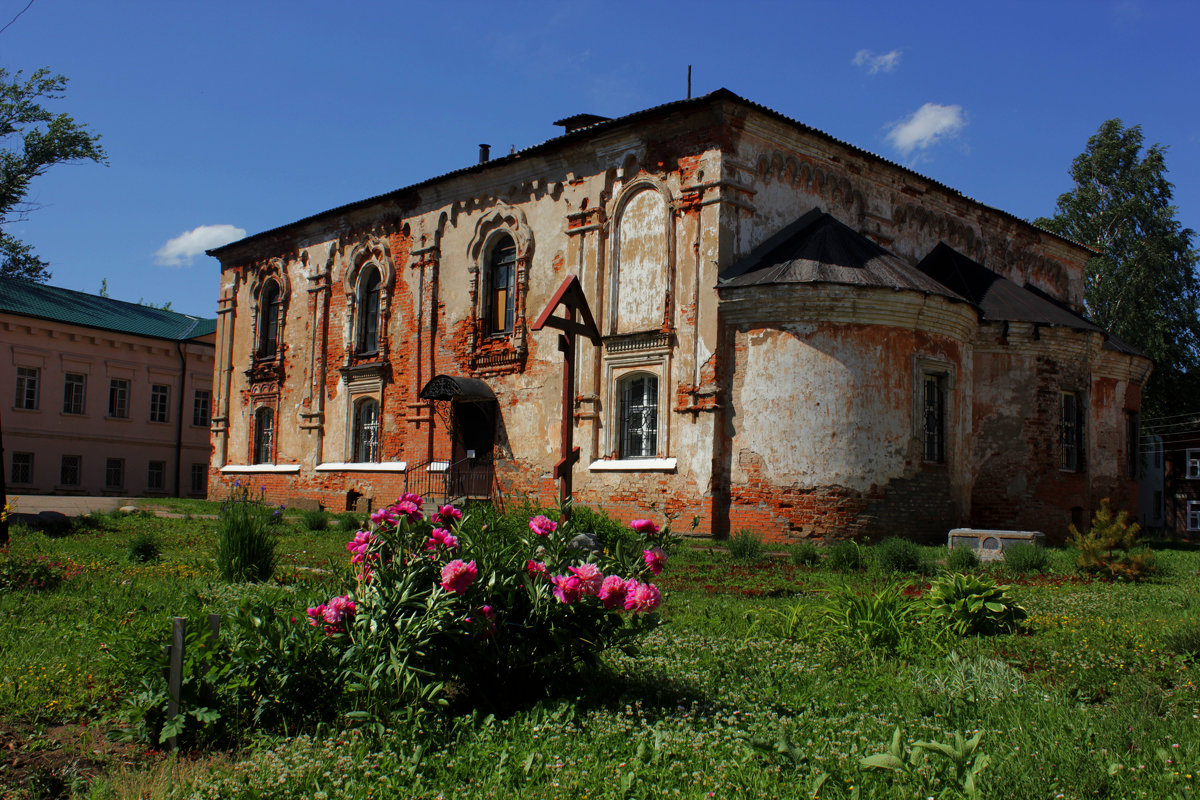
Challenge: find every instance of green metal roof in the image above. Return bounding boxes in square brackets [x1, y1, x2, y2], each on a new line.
[0, 276, 216, 342]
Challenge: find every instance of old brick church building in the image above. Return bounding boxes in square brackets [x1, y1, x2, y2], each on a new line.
[206, 90, 1150, 542]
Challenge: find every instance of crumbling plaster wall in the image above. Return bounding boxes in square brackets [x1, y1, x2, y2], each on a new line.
[718, 103, 1091, 310]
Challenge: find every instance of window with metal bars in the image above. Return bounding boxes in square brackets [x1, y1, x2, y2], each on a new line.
[60, 455, 81, 486]
[353, 398, 380, 462]
[147, 460, 165, 491]
[11, 452, 33, 484]
[254, 407, 274, 464]
[619, 374, 658, 459]
[105, 458, 124, 489]
[922, 372, 946, 464]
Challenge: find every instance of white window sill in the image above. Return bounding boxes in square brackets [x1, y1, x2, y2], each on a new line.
[315, 462, 407, 472]
[589, 458, 677, 472]
[220, 464, 301, 474]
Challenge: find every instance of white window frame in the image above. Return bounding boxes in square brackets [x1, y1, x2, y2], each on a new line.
[1186, 449, 1200, 480]
[108, 378, 130, 419]
[193, 389, 211, 427]
[63, 372, 86, 415]
[60, 455, 81, 487]
[1188, 500, 1200, 532]
[150, 383, 170, 423]
[11, 452, 33, 484]
[147, 460, 166, 491]
[352, 397, 381, 463]
[253, 406, 275, 465]
[617, 372, 660, 459]
[104, 457, 125, 490]
[14, 366, 39, 410]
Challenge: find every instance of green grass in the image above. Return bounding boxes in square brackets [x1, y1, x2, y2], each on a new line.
[3, 516, 1199, 799]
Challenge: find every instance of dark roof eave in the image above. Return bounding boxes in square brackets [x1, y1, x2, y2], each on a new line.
[208, 89, 1097, 263]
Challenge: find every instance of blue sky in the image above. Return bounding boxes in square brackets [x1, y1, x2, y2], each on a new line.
[3, 0, 1197, 317]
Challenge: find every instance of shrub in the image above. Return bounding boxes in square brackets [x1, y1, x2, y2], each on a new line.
[215, 483, 277, 583]
[570, 504, 642, 554]
[826, 540, 864, 572]
[0, 553, 69, 591]
[925, 573, 1028, 636]
[300, 509, 330, 531]
[127, 530, 161, 563]
[875, 537, 926, 574]
[945, 545, 980, 572]
[322, 496, 676, 716]
[338, 512, 362, 533]
[790, 541, 821, 567]
[728, 529, 765, 560]
[1069, 498, 1156, 580]
[1003, 542, 1048, 574]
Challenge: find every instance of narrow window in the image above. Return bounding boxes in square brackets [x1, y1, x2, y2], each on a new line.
[620, 374, 659, 459]
[190, 463, 207, 494]
[11, 452, 33, 484]
[1186, 449, 1200, 480]
[1060, 391, 1083, 471]
[1125, 412, 1140, 478]
[109, 378, 130, 418]
[60, 455, 81, 486]
[356, 267, 381, 354]
[353, 398, 380, 463]
[922, 373, 946, 464]
[147, 460, 165, 491]
[63, 373, 86, 415]
[105, 458, 124, 490]
[1189, 500, 1200, 532]
[193, 389, 211, 427]
[257, 280, 281, 358]
[14, 366, 38, 410]
[254, 407, 275, 464]
[150, 384, 170, 423]
[486, 237, 516, 335]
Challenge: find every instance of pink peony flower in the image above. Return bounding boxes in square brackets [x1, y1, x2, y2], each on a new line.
[529, 515, 558, 536]
[370, 507, 397, 526]
[598, 575, 629, 609]
[526, 559, 548, 578]
[642, 547, 667, 576]
[631, 519, 660, 535]
[394, 500, 422, 524]
[398, 492, 423, 506]
[425, 527, 459, 551]
[435, 504, 463, 526]
[306, 604, 326, 627]
[569, 563, 604, 596]
[551, 574, 582, 604]
[624, 582, 662, 613]
[346, 531, 377, 564]
[440, 559, 478, 594]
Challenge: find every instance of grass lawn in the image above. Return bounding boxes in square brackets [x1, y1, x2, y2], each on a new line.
[1, 509, 1198, 799]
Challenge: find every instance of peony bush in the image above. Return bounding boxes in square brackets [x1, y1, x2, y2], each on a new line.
[310, 496, 675, 717]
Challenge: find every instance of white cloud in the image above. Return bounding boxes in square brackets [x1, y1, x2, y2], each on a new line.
[852, 49, 902, 74]
[155, 224, 247, 266]
[885, 103, 966, 156]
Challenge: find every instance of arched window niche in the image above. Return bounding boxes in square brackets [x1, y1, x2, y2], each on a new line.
[485, 235, 517, 336]
[352, 397, 381, 463]
[253, 406, 275, 464]
[356, 266, 382, 355]
[256, 279, 282, 358]
[609, 183, 673, 335]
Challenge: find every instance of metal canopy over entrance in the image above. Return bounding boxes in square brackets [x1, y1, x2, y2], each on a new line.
[418, 375, 496, 403]
[412, 375, 498, 505]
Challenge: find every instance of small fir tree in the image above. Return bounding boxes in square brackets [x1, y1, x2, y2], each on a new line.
[1068, 498, 1155, 580]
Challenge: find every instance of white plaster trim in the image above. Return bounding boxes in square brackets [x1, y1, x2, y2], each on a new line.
[315, 461, 407, 472]
[589, 458, 677, 472]
[221, 464, 301, 474]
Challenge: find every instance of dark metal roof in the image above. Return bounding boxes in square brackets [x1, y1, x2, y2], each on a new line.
[915, 243, 1144, 356]
[208, 89, 1093, 260]
[0, 276, 217, 342]
[418, 375, 496, 402]
[718, 208, 968, 303]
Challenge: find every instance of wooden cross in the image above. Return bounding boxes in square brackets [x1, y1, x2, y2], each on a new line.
[531, 275, 600, 515]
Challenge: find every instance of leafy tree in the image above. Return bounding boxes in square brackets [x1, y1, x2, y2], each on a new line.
[1, 67, 106, 282]
[1035, 119, 1200, 416]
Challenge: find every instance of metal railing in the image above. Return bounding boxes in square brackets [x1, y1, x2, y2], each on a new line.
[404, 455, 494, 507]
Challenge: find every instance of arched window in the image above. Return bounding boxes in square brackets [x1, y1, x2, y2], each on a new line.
[356, 267, 381, 354]
[253, 407, 274, 464]
[353, 398, 380, 463]
[486, 236, 516, 335]
[257, 280, 282, 358]
[619, 373, 658, 459]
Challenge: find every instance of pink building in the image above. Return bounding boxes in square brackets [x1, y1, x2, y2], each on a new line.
[1, 276, 216, 498]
